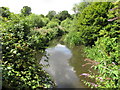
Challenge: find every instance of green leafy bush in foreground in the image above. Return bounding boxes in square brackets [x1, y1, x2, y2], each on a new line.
[1, 6, 66, 88]
[1, 13, 56, 89]
[81, 1, 120, 88]
[83, 37, 119, 88]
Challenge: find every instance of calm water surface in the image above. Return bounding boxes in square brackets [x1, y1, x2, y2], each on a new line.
[39, 37, 93, 88]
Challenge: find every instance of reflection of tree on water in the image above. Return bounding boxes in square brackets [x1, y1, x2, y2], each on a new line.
[40, 51, 50, 67]
[40, 43, 82, 88]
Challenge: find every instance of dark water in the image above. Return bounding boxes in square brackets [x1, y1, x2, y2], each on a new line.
[39, 37, 93, 88]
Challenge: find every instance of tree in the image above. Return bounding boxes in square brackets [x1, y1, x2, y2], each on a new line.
[69, 2, 113, 46]
[0, 7, 10, 18]
[72, 2, 90, 14]
[55, 10, 71, 21]
[21, 6, 31, 16]
[46, 10, 56, 20]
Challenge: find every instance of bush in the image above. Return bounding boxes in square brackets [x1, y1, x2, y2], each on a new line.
[27, 14, 45, 28]
[61, 18, 73, 32]
[1, 15, 55, 89]
[65, 2, 114, 46]
[64, 31, 81, 46]
[46, 21, 59, 28]
[84, 37, 119, 88]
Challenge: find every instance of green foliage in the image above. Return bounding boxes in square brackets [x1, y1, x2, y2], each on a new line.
[55, 10, 71, 21]
[66, 2, 114, 46]
[41, 17, 50, 26]
[43, 19, 65, 36]
[77, 2, 113, 45]
[108, 0, 120, 22]
[27, 14, 45, 28]
[63, 1, 119, 88]
[46, 20, 59, 28]
[1, 6, 66, 88]
[0, 8, 67, 89]
[46, 10, 56, 20]
[77, 2, 113, 25]
[64, 31, 81, 46]
[84, 37, 119, 88]
[61, 18, 73, 32]
[99, 22, 120, 38]
[72, 1, 120, 88]
[51, 18, 61, 24]
[2, 1, 119, 89]
[72, 2, 90, 14]
[0, 7, 11, 18]
[21, 6, 31, 16]
[1, 18, 55, 89]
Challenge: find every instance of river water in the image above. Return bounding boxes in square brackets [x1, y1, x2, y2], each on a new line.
[39, 37, 92, 88]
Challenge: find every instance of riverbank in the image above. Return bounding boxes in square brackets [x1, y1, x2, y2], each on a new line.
[39, 37, 96, 88]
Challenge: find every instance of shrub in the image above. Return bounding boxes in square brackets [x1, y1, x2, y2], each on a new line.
[61, 18, 73, 32]
[83, 37, 119, 88]
[46, 21, 59, 28]
[1, 15, 55, 89]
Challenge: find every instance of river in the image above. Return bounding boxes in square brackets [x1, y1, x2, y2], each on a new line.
[39, 37, 93, 88]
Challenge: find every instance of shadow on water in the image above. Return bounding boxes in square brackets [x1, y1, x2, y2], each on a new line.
[39, 36, 95, 88]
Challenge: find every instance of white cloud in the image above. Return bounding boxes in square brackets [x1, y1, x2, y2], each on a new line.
[0, 0, 81, 15]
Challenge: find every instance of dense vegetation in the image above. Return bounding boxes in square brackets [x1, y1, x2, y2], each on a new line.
[1, 0, 119, 89]
[63, 1, 120, 88]
[0, 6, 66, 89]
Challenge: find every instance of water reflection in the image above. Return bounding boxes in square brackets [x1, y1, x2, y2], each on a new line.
[40, 43, 82, 88]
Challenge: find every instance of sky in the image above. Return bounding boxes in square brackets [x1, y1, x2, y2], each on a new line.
[0, 0, 82, 15]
